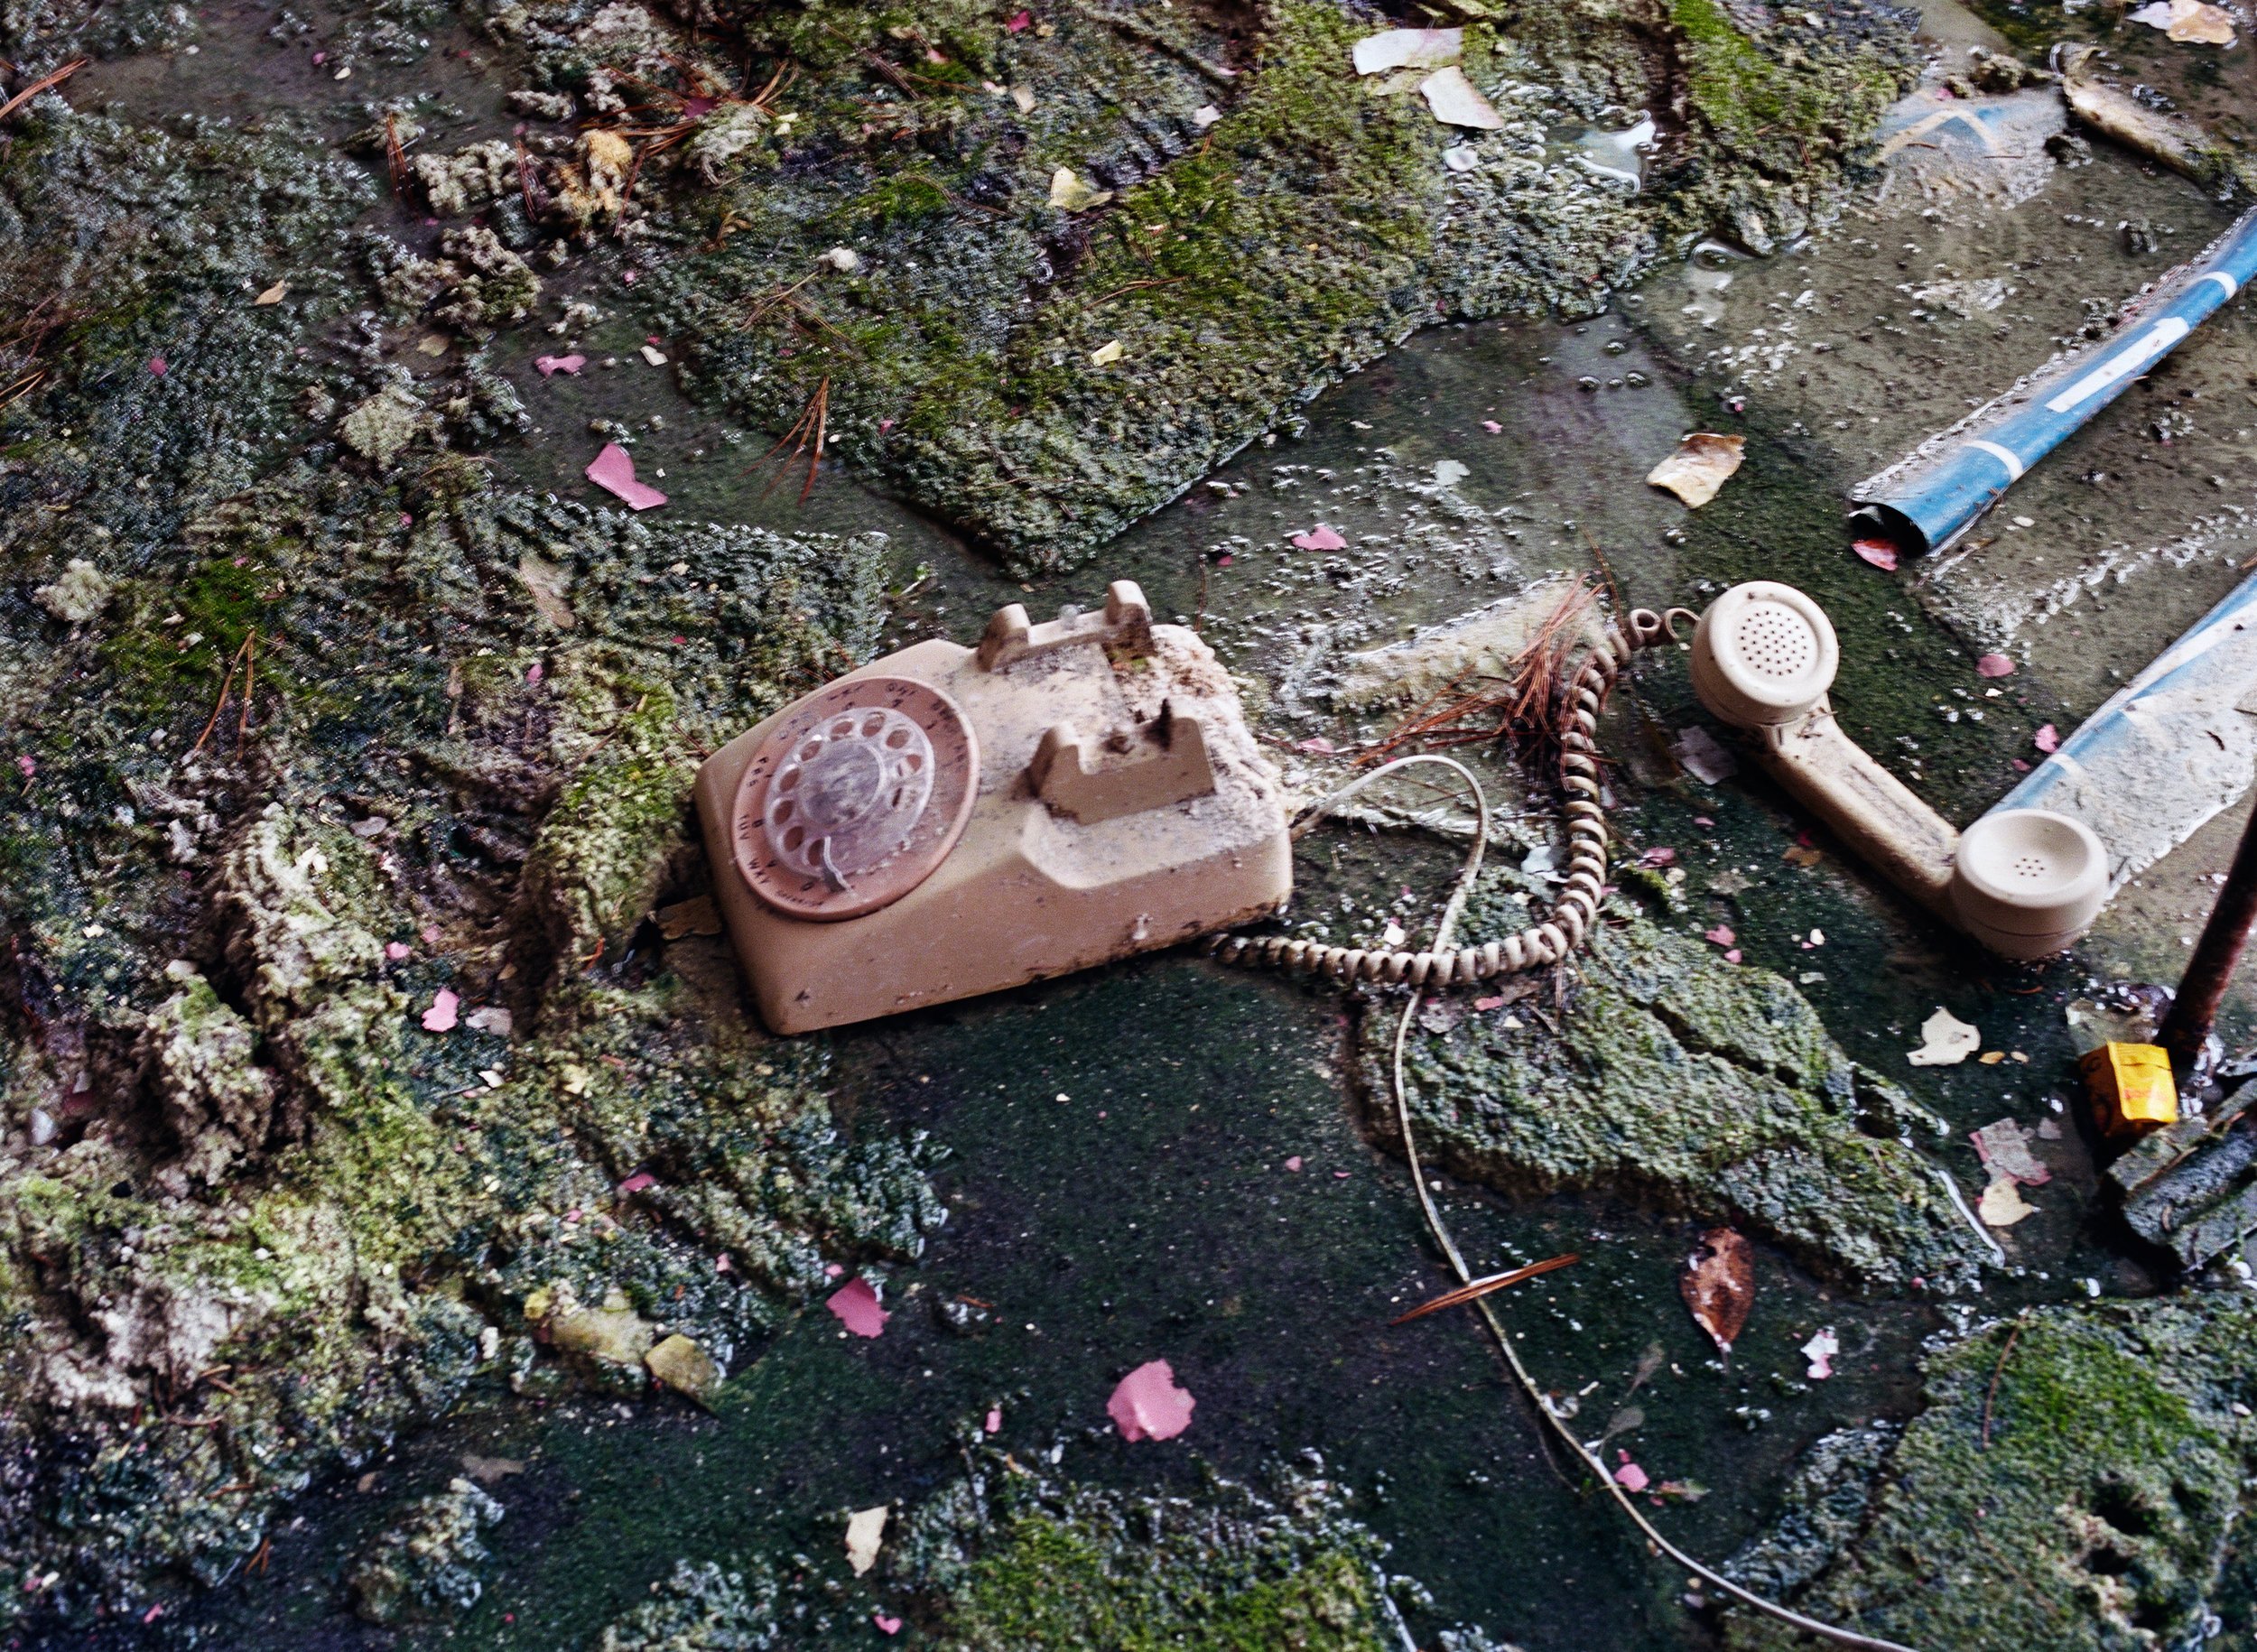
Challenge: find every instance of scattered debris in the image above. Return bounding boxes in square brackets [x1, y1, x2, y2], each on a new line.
[2130, 0, 2236, 43]
[1672, 726, 1738, 784]
[1091, 339, 1125, 365]
[253, 281, 287, 305]
[1801, 1327, 1839, 1379]
[463, 1006, 513, 1036]
[1970, 1118, 2049, 1186]
[655, 895, 723, 938]
[1107, 1359, 1195, 1441]
[585, 442, 668, 510]
[1350, 27, 1463, 75]
[2083, 1041, 2182, 1142]
[33, 559, 112, 624]
[844, 1506, 887, 1576]
[827, 1277, 889, 1339]
[1047, 167, 1111, 211]
[1680, 1228, 1754, 1356]
[1974, 654, 2015, 679]
[2107, 1072, 2257, 1267]
[459, 1454, 525, 1487]
[1389, 1253, 1577, 1323]
[1416, 67, 1504, 130]
[1977, 1177, 2037, 1227]
[646, 1334, 722, 1404]
[639, 344, 667, 367]
[1645, 432, 1745, 507]
[1907, 1007, 1981, 1066]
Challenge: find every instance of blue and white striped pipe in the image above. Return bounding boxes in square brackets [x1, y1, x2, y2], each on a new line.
[1988, 561, 2257, 887]
[1852, 204, 2257, 554]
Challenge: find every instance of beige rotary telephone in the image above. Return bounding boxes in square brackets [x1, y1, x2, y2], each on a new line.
[692, 581, 1293, 1033]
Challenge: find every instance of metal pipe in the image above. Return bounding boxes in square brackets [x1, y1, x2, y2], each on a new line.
[1852, 203, 2257, 556]
[2158, 797, 2257, 1075]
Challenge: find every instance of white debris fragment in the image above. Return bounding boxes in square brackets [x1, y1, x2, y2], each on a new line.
[1416, 66, 1504, 130]
[1907, 1007, 1982, 1066]
[1801, 1327, 1839, 1379]
[1351, 26, 1462, 74]
[1671, 726, 1739, 784]
[845, 1506, 888, 1575]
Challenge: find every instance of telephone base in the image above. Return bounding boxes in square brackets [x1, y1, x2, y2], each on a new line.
[694, 597, 1291, 1034]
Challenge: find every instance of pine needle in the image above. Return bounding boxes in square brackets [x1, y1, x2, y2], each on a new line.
[1389, 1253, 1577, 1323]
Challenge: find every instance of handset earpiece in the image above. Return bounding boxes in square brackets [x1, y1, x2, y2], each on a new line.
[1948, 810, 2108, 961]
[1688, 580, 2108, 961]
[1688, 580, 1839, 729]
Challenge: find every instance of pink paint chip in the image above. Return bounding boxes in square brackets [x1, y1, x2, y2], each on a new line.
[1473, 995, 1506, 1011]
[1285, 1156, 1303, 1171]
[1974, 654, 2015, 678]
[984, 1406, 1002, 1434]
[422, 988, 460, 1032]
[622, 270, 638, 283]
[1704, 925, 1734, 946]
[2034, 723, 2059, 753]
[1296, 736, 1336, 754]
[874, 1614, 902, 1636]
[825, 1262, 845, 1277]
[527, 663, 543, 683]
[827, 1277, 889, 1338]
[1107, 1359, 1194, 1442]
[585, 442, 668, 511]
[385, 941, 412, 961]
[1006, 8, 1031, 27]
[2010, 758, 2029, 771]
[1639, 847, 1676, 868]
[1614, 1452, 1649, 1492]
[1482, 420, 1502, 433]
[1290, 524, 1347, 551]
[421, 924, 441, 944]
[1853, 537, 1899, 571]
[149, 356, 167, 376]
[618, 1171, 657, 1193]
[1333, 1170, 1351, 1179]
[1723, 949, 1742, 963]
[879, 417, 896, 433]
[15, 756, 33, 779]
[535, 353, 586, 377]
[1694, 816, 1714, 826]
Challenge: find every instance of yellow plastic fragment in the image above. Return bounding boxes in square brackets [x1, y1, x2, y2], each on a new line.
[2079, 1041, 2178, 1137]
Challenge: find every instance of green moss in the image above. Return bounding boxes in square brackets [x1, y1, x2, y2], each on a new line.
[597, 1448, 1461, 1652]
[634, 0, 1914, 570]
[1360, 888, 1985, 1292]
[1724, 1298, 2257, 1651]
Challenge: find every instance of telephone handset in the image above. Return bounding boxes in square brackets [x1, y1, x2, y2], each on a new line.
[694, 580, 1292, 1034]
[1689, 581, 2107, 961]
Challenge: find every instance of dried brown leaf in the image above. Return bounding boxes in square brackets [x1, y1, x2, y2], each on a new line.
[1679, 1227, 1754, 1355]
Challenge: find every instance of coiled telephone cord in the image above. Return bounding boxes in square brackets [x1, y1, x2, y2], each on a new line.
[1208, 604, 1698, 982]
[1208, 601, 1928, 1652]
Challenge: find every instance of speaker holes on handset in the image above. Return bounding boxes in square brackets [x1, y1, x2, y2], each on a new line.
[1735, 608, 1815, 680]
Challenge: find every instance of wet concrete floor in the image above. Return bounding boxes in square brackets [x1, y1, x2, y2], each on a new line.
[42, 0, 2257, 1645]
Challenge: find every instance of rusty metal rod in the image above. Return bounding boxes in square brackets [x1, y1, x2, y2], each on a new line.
[2159, 797, 2257, 1074]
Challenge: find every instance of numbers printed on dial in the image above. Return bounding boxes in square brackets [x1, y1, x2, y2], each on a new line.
[731, 676, 979, 923]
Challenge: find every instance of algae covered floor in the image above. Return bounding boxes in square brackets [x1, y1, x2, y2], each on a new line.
[9, 0, 2257, 1644]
